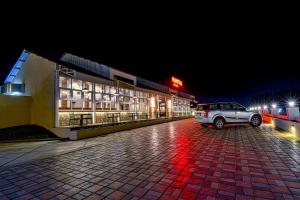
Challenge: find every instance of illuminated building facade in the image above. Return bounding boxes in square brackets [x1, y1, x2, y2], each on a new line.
[0, 50, 195, 133]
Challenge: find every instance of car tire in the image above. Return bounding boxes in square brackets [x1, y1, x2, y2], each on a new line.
[214, 117, 225, 129]
[201, 124, 208, 127]
[250, 115, 262, 127]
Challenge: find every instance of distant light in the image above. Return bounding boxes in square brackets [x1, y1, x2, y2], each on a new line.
[258, 106, 261, 110]
[272, 103, 277, 109]
[278, 108, 283, 113]
[288, 101, 295, 107]
[254, 107, 257, 110]
[263, 105, 268, 109]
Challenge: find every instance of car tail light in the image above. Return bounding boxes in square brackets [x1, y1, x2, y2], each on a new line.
[204, 109, 209, 117]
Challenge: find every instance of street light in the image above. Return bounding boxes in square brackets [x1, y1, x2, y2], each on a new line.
[288, 101, 295, 107]
[272, 103, 277, 109]
[263, 105, 268, 110]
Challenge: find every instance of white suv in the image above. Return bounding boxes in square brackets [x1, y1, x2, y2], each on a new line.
[195, 102, 262, 129]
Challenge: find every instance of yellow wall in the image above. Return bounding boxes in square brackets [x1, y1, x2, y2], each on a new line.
[0, 95, 31, 128]
[11, 53, 57, 129]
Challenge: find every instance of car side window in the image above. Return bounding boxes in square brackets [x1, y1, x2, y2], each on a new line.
[209, 104, 218, 110]
[219, 103, 232, 110]
[231, 103, 245, 111]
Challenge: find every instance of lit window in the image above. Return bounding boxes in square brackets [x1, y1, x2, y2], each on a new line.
[83, 81, 93, 91]
[111, 86, 117, 94]
[103, 94, 110, 101]
[59, 100, 71, 109]
[95, 93, 102, 101]
[84, 92, 92, 100]
[72, 79, 82, 90]
[60, 89, 71, 99]
[59, 76, 71, 88]
[73, 91, 82, 100]
[95, 84, 103, 93]
[104, 85, 110, 93]
[71, 101, 82, 110]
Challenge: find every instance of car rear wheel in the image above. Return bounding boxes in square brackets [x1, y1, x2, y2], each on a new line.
[214, 118, 225, 129]
[250, 115, 262, 127]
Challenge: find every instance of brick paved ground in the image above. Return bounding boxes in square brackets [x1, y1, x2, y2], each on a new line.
[1, 119, 300, 199]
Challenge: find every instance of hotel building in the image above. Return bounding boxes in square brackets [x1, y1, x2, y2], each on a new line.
[0, 50, 195, 137]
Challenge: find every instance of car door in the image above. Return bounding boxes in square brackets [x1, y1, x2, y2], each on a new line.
[219, 103, 236, 122]
[231, 103, 249, 122]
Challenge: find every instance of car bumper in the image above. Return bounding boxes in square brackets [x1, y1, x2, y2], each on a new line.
[195, 116, 210, 124]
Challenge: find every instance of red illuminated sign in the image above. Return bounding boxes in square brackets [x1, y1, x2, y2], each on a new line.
[171, 76, 183, 88]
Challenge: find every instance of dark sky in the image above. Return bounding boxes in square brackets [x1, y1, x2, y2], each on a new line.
[1, 17, 300, 106]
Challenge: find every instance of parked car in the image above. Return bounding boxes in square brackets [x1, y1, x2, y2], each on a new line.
[195, 102, 262, 129]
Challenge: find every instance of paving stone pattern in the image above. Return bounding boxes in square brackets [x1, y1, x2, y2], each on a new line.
[1, 119, 300, 199]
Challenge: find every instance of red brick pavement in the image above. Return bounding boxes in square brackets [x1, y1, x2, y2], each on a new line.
[1, 119, 300, 199]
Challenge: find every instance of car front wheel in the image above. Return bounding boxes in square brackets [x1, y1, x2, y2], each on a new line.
[214, 118, 225, 129]
[250, 115, 262, 127]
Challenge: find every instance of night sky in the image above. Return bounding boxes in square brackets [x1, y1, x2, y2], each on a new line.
[1, 22, 299, 106]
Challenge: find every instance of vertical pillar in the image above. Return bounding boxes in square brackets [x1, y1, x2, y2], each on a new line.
[92, 82, 96, 124]
[54, 69, 59, 128]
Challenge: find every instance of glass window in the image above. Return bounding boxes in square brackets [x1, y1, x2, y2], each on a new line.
[103, 102, 110, 110]
[111, 86, 117, 94]
[103, 94, 110, 101]
[84, 92, 92, 100]
[72, 79, 82, 90]
[83, 101, 92, 110]
[111, 95, 117, 102]
[59, 100, 71, 109]
[120, 103, 129, 111]
[104, 85, 110, 93]
[83, 81, 93, 91]
[60, 89, 71, 99]
[124, 96, 130, 102]
[59, 76, 71, 88]
[95, 84, 103, 93]
[73, 91, 82, 100]
[111, 103, 117, 110]
[209, 104, 218, 110]
[130, 90, 134, 97]
[71, 101, 82, 109]
[231, 103, 245, 111]
[119, 88, 124, 95]
[118, 96, 124, 102]
[124, 89, 130, 96]
[219, 103, 232, 110]
[95, 93, 102, 101]
[95, 102, 102, 110]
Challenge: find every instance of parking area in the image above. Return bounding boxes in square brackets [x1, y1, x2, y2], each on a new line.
[1, 119, 300, 199]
